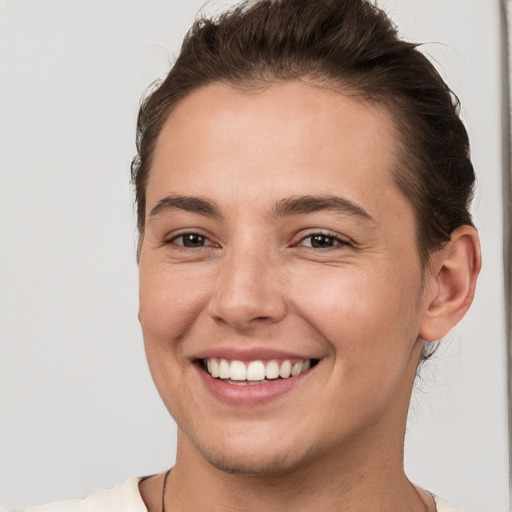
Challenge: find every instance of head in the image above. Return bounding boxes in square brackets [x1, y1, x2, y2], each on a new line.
[132, 0, 475, 267]
[133, 0, 481, 478]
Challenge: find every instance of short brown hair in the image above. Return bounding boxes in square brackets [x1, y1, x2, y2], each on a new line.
[131, 0, 475, 266]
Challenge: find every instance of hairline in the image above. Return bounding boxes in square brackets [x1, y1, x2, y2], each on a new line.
[137, 76, 437, 271]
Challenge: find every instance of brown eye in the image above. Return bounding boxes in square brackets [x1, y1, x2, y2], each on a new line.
[300, 234, 347, 249]
[173, 233, 209, 247]
[311, 235, 335, 248]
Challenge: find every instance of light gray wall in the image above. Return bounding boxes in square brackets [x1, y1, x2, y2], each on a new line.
[0, 1, 509, 510]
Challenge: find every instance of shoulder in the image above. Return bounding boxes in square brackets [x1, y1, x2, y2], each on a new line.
[432, 493, 462, 512]
[14, 478, 147, 512]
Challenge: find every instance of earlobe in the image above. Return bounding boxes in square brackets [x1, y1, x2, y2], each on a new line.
[419, 225, 482, 342]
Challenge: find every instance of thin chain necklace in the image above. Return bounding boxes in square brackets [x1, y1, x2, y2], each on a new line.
[161, 468, 172, 512]
[161, 468, 432, 512]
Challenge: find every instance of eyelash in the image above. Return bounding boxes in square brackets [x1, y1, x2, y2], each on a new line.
[297, 232, 350, 249]
[166, 231, 350, 250]
[166, 232, 215, 248]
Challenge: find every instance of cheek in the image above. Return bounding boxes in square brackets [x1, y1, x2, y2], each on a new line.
[138, 262, 211, 350]
[289, 262, 422, 356]
[138, 262, 212, 418]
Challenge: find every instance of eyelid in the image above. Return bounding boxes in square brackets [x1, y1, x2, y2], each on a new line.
[165, 229, 219, 248]
[295, 230, 352, 248]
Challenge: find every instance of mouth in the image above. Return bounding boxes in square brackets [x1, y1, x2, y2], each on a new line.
[198, 357, 319, 385]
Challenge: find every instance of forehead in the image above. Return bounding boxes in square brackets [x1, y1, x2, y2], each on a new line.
[148, 81, 407, 221]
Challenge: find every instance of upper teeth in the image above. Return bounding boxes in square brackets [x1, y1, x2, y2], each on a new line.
[205, 358, 311, 381]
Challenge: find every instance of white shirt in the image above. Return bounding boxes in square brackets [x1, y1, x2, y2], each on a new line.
[15, 478, 461, 512]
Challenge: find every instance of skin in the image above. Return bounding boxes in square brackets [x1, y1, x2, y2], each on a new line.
[137, 81, 481, 511]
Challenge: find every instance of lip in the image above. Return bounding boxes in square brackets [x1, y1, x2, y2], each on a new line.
[196, 363, 310, 406]
[192, 346, 316, 362]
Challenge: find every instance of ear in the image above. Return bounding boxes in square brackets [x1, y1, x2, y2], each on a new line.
[420, 225, 482, 342]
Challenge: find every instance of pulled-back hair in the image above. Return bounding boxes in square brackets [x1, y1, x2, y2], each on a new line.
[131, 0, 475, 267]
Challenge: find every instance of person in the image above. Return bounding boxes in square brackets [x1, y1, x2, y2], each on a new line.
[18, 0, 481, 510]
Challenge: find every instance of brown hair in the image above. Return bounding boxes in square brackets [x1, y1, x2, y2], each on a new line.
[131, 0, 475, 267]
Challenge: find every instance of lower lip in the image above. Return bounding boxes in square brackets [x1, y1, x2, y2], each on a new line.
[196, 365, 308, 406]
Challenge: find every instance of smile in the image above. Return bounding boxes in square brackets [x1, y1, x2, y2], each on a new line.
[202, 358, 315, 384]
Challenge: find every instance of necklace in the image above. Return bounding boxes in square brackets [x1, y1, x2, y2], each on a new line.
[161, 468, 432, 512]
[161, 468, 172, 512]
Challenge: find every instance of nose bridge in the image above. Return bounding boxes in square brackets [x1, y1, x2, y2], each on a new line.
[209, 236, 286, 328]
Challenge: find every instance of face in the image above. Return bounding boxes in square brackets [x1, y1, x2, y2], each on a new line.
[138, 81, 429, 475]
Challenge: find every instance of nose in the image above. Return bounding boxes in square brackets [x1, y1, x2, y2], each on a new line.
[207, 245, 287, 330]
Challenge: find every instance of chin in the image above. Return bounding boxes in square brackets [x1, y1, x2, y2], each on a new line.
[190, 429, 313, 476]
[199, 445, 305, 476]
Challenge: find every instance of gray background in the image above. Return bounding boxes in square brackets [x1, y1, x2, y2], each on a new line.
[0, 0, 509, 510]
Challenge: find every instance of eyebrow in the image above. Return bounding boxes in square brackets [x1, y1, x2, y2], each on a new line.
[148, 193, 375, 224]
[270, 195, 376, 223]
[149, 195, 223, 219]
